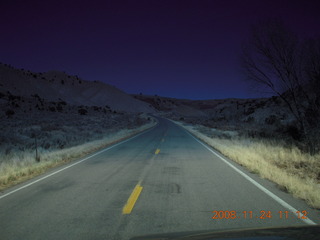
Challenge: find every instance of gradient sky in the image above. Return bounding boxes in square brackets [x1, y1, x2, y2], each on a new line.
[1, 0, 320, 100]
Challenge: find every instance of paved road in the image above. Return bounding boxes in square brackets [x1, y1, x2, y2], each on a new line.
[0, 117, 319, 239]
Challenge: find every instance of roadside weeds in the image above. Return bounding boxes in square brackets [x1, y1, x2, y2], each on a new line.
[174, 120, 320, 209]
[0, 120, 157, 191]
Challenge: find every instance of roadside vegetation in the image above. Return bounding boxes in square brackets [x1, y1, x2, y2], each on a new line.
[241, 19, 320, 154]
[170, 19, 320, 209]
[0, 106, 156, 190]
[175, 121, 320, 209]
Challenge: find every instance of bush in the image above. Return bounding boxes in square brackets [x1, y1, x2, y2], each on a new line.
[56, 105, 63, 112]
[244, 107, 255, 115]
[5, 109, 15, 118]
[93, 106, 101, 111]
[245, 116, 255, 123]
[265, 115, 277, 125]
[78, 108, 88, 115]
[284, 125, 301, 141]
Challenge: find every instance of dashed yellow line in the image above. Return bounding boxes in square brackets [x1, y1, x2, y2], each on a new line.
[122, 182, 143, 214]
[122, 148, 161, 214]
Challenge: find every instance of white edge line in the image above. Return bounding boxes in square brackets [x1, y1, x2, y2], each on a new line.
[180, 126, 316, 225]
[0, 126, 155, 200]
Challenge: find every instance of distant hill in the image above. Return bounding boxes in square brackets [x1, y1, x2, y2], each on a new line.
[132, 93, 295, 136]
[0, 63, 154, 113]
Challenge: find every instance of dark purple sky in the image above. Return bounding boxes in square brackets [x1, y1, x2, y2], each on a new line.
[1, 0, 320, 99]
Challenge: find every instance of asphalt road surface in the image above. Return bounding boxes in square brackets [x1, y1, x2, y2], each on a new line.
[0, 117, 319, 240]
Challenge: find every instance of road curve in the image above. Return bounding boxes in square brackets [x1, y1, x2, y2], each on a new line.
[0, 117, 319, 240]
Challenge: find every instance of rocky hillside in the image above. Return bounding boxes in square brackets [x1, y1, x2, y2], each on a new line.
[133, 94, 298, 140]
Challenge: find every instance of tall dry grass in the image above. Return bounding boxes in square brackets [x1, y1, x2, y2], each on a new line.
[175, 121, 320, 208]
[0, 120, 156, 191]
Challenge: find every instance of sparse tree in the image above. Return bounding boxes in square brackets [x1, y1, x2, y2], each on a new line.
[241, 19, 320, 153]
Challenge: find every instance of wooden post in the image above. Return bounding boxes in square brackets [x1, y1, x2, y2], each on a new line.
[35, 135, 40, 162]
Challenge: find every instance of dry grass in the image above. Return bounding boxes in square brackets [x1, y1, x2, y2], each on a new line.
[175, 121, 320, 209]
[0, 120, 156, 191]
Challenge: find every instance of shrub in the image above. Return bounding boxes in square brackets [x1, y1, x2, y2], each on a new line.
[5, 109, 15, 118]
[78, 108, 88, 115]
[56, 105, 63, 112]
[265, 115, 277, 125]
[244, 107, 255, 115]
[93, 106, 100, 111]
[245, 116, 255, 123]
[284, 125, 301, 141]
[32, 94, 40, 100]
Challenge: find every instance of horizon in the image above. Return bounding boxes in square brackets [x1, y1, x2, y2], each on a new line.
[0, 61, 274, 101]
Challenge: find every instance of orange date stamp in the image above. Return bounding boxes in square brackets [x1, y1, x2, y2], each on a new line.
[211, 210, 309, 220]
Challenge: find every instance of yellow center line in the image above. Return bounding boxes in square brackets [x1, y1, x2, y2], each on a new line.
[122, 147, 161, 214]
[122, 182, 143, 215]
